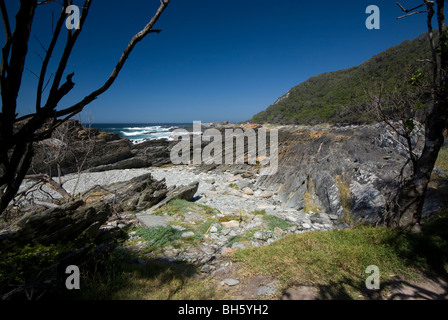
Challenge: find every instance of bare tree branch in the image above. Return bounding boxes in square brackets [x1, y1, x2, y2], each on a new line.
[36, 1, 68, 111]
[38, 0, 57, 5]
[396, 1, 427, 13]
[397, 10, 429, 20]
[55, 0, 171, 118]
[25, 173, 72, 201]
[0, 0, 12, 78]
[44, 0, 92, 110]
[0, 0, 11, 40]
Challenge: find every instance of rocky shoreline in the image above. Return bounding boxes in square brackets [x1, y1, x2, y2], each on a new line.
[3, 120, 448, 299]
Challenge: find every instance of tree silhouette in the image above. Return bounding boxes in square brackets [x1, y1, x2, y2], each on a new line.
[0, 0, 171, 215]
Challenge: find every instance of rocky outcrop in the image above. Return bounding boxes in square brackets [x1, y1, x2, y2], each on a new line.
[29, 120, 176, 176]
[254, 123, 423, 224]
[192, 123, 425, 225]
[0, 172, 170, 300]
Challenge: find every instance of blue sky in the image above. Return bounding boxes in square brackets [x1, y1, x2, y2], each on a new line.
[3, 0, 438, 123]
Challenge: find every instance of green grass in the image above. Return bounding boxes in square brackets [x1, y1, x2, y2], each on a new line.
[153, 198, 219, 216]
[250, 209, 267, 216]
[198, 219, 222, 234]
[335, 175, 354, 225]
[233, 217, 448, 299]
[303, 191, 322, 213]
[226, 231, 256, 248]
[72, 246, 224, 300]
[135, 226, 183, 252]
[263, 215, 291, 231]
[435, 146, 448, 174]
[228, 183, 239, 190]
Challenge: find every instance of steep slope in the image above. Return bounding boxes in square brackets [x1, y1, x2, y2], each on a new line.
[250, 33, 432, 125]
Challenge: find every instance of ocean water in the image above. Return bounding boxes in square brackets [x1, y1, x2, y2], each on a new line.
[90, 123, 190, 144]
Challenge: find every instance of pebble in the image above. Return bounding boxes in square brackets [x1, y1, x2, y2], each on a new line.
[243, 187, 254, 195]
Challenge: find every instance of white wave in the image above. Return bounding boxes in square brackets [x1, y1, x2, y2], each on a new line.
[123, 126, 162, 131]
[121, 131, 149, 137]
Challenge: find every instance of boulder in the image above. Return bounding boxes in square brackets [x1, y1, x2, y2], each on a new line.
[149, 181, 199, 212]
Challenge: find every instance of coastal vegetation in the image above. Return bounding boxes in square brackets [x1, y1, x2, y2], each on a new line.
[250, 34, 432, 125]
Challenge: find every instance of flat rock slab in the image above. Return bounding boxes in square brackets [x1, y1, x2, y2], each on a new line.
[136, 214, 169, 229]
[221, 279, 240, 286]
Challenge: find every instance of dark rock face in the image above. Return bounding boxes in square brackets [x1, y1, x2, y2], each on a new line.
[149, 181, 200, 212]
[29, 120, 175, 176]
[1, 200, 110, 249]
[254, 123, 423, 224]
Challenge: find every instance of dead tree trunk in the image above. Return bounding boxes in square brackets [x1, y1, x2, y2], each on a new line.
[389, 0, 448, 230]
[0, 0, 171, 216]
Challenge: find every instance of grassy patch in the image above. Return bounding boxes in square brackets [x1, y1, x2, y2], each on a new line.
[303, 180, 321, 213]
[199, 219, 221, 234]
[226, 231, 256, 248]
[435, 146, 448, 174]
[153, 198, 219, 216]
[229, 183, 239, 190]
[233, 218, 448, 299]
[335, 175, 354, 225]
[250, 209, 267, 216]
[263, 215, 290, 231]
[135, 226, 182, 252]
[74, 246, 224, 300]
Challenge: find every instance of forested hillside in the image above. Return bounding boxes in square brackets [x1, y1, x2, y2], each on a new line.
[250, 33, 432, 125]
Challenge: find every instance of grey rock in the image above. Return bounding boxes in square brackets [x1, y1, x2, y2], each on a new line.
[150, 181, 199, 212]
[181, 231, 196, 238]
[236, 179, 254, 190]
[221, 279, 240, 286]
[201, 264, 215, 273]
[204, 178, 216, 185]
[136, 214, 169, 229]
[232, 242, 248, 249]
[254, 231, 273, 241]
[256, 281, 280, 296]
